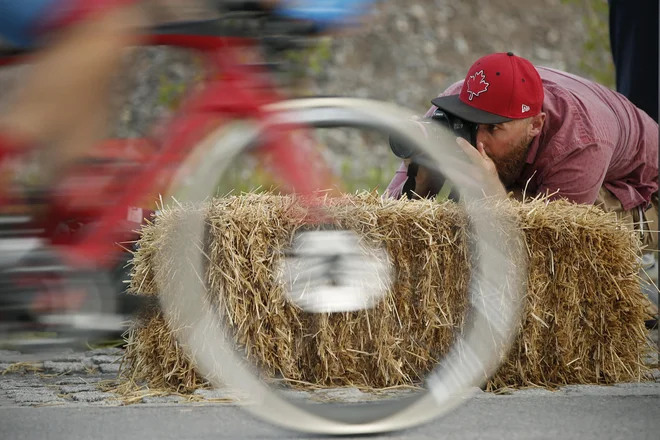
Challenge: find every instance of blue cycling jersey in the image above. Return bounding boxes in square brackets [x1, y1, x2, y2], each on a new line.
[0, 0, 59, 47]
[0, 0, 378, 47]
[275, 0, 377, 28]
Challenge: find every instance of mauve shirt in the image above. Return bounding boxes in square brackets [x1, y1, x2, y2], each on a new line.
[385, 67, 659, 211]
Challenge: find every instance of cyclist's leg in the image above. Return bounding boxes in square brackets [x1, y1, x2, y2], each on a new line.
[0, 1, 148, 185]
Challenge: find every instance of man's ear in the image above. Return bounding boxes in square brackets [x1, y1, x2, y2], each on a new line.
[529, 112, 546, 137]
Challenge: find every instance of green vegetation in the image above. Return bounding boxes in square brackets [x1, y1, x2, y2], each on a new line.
[283, 37, 334, 82]
[212, 137, 401, 197]
[561, 0, 615, 88]
[157, 74, 188, 110]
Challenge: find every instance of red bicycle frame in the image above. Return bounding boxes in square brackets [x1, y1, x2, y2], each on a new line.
[0, 30, 337, 270]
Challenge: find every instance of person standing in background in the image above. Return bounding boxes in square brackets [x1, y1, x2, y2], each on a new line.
[608, 0, 659, 123]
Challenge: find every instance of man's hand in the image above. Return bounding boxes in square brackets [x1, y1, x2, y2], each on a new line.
[455, 138, 498, 179]
[400, 137, 507, 200]
[455, 137, 507, 198]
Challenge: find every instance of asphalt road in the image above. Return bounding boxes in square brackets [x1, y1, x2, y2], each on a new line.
[1, 347, 659, 439]
[1, 392, 659, 440]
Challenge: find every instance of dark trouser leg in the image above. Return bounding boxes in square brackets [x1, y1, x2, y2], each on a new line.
[608, 0, 659, 122]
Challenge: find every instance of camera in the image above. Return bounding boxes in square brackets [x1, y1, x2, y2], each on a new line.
[389, 109, 479, 159]
[388, 109, 478, 201]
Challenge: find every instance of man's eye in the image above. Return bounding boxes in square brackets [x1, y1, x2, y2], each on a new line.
[488, 125, 499, 132]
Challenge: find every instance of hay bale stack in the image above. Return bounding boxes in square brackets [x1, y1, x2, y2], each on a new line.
[122, 192, 651, 393]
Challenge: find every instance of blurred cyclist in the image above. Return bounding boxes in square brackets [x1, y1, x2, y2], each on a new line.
[0, 0, 377, 193]
[0, 0, 378, 322]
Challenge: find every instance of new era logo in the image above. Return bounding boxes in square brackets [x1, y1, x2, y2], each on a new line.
[522, 104, 531, 113]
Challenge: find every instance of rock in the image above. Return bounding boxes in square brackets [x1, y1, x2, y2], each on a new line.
[91, 355, 121, 365]
[54, 377, 99, 386]
[60, 385, 101, 394]
[70, 391, 116, 403]
[85, 348, 124, 357]
[410, 4, 427, 21]
[535, 47, 554, 61]
[141, 395, 186, 404]
[395, 18, 410, 33]
[546, 29, 561, 45]
[453, 36, 470, 55]
[98, 364, 121, 374]
[0, 379, 43, 390]
[13, 390, 64, 405]
[193, 388, 246, 401]
[315, 387, 372, 403]
[43, 361, 90, 375]
[508, 388, 556, 397]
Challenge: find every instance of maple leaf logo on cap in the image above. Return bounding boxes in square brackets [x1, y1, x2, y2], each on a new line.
[466, 70, 489, 101]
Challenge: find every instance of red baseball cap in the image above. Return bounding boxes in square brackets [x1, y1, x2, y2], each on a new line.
[431, 52, 544, 124]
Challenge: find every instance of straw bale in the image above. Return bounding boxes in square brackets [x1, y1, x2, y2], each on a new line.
[121, 192, 652, 393]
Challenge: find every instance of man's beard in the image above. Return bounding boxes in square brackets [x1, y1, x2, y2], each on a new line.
[491, 135, 532, 187]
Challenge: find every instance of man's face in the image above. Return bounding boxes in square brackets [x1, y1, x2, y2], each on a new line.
[475, 118, 536, 187]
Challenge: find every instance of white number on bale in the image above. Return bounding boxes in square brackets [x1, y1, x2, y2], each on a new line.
[277, 230, 392, 313]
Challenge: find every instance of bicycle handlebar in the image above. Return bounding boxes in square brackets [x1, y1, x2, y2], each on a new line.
[0, 3, 318, 62]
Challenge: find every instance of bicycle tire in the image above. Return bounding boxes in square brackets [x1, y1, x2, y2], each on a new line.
[154, 97, 527, 435]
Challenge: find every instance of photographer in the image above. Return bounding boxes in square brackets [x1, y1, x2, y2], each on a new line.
[386, 52, 658, 251]
[386, 52, 659, 327]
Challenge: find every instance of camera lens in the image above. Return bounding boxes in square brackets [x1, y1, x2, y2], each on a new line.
[388, 134, 416, 159]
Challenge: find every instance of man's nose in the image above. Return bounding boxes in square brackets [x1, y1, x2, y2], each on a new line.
[475, 127, 488, 146]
